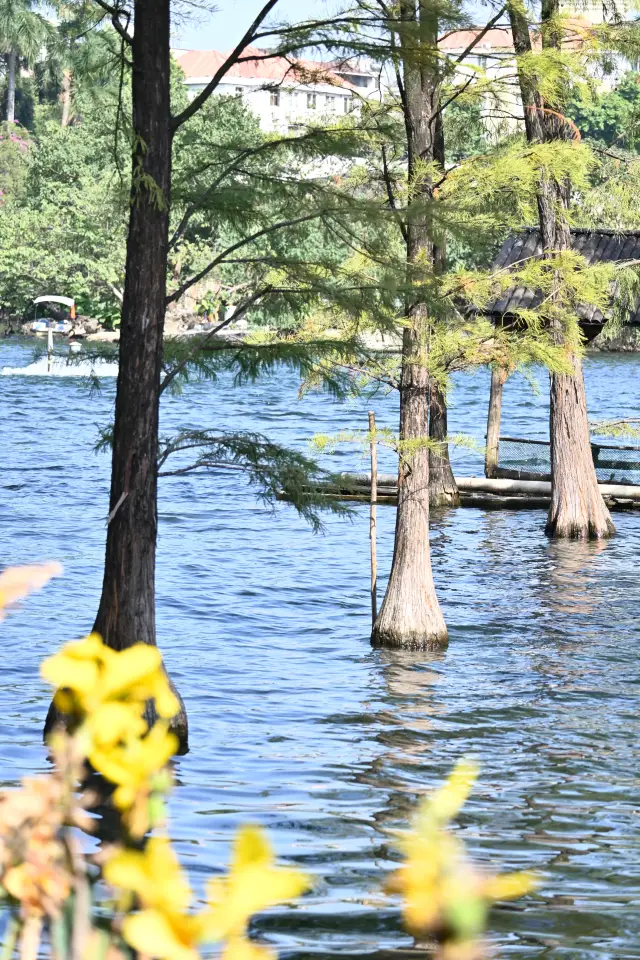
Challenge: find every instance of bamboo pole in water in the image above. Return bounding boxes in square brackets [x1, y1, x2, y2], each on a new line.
[47, 327, 54, 375]
[369, 411, 377, 628]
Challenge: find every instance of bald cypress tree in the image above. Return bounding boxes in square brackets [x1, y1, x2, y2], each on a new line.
[507, 0, 615, 539]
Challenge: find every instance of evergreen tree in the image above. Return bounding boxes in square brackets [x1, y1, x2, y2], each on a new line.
[506, 0, 615, 538]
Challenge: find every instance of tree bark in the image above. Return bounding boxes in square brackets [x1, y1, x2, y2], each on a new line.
[44, 0, 188, 749]
[429, 382, 459, 506]
[372, 0, 447, 650]
[6, 51, 16, 124]
[507, 0, 614, 540]
[546, 356, 615, 537]
[427, 105, 458, 508]
[485, 366, 508, 479]
[372, 321, 448, 649]
[61, 69, 72, 127]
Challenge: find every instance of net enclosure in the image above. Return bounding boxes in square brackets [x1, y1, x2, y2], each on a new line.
[487, 227, 640, 341]
[497, 436, 640, 485]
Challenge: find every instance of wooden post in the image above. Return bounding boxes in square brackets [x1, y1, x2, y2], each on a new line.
[47, 326, 54, 374]
[369, 411, 377, 628]
[485, 366, 507, 478]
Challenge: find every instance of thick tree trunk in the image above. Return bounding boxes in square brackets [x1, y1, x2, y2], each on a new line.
[44, 0, 188, 749]
[429, 383, 459, 506]
[507, 0, 614, 540]
[372, 322, 448, 649]
[61, 69, 72, 127]
[372, 0, 447, 649]
[546, 355, 615, 538]
[485, 366, 508, 478]
[6, 51, 16, 124]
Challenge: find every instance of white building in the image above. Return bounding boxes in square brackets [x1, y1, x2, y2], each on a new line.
[173, 46, 379, 133]
[439, 10, 632, 140]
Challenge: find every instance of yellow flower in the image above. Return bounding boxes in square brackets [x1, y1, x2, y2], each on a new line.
[105, 838, 191, 914]
[109, 827, 308, 960]
[90, 721, 177, 834]
[203, 825, 311, 940]
[107, 839, 207, 960]
[122, 910, 206, 960]
[414, 758, 479, 832]
[387, 760, 539, 944]
[41, 634, 179, 721]
[0, 562, 62, 620]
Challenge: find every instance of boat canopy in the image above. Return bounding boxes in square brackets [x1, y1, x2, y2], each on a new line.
[33, 295, 75, 308]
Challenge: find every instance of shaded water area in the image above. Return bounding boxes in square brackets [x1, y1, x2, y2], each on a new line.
[1, 339, 639, 959]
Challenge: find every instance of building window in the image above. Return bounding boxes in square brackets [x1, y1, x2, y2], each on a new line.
[307, 92, 316, 110]
[344, 96, 354, 113]
[326, 95, 336, 112]
[235, 86, 243, 96]
[270, 90, 280, 107]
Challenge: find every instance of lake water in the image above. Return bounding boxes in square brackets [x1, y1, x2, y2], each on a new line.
[0, 339, 639, 959]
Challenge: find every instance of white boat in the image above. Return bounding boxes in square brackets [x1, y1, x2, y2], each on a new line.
[29, 295, 75, 336]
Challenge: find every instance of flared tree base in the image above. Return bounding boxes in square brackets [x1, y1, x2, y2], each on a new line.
[429, 484, 460, 509]
[371, 598, 448, 651]
[371, 624, 449, 650]
[545, 504, 615, 541]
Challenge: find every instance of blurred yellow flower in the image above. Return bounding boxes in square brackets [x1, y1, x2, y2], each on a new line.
[105, 838, 191, 914]
[203, 825, 311, 940]
[0, 562, 62, 620]
[386, 759, 539, 947]
[41, 634, 179, 721]
[91, 722, 177, 833]
[122, 909, 206, 960]
[108, 839, 208, 960]
[111, 827, 309, 960]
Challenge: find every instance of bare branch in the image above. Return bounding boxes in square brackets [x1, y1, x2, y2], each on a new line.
[92, 0, 132, 44]
[452, 6, 507, 63]
[381, 144, 409, 245]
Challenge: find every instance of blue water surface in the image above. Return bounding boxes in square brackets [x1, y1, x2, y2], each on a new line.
[0, 339, 638, 959]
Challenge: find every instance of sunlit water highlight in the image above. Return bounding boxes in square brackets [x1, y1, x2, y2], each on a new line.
[0, 339, 638, 958]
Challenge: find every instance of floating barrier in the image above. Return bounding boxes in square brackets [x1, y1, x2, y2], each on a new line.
[298, 473, 640, 512]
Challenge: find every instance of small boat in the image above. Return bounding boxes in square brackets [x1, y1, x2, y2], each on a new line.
[29, 295, 75, 337]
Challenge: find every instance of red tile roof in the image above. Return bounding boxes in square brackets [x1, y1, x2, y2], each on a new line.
[438, 19, 593, 52]
[173, 46, 355, 88]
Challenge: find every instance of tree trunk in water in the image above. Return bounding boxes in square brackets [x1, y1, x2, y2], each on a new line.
[372, 1, 447, 649]
[44, 0, 188, 749]
[485, 366, 508, 478]
[61, 69, 72, 127]
[6, 51, 16, 124]
[507, 0, 614, 540]
[429, 383, 459, 506]
[372, 323, 448, 649]
[546, 355, 615, 538]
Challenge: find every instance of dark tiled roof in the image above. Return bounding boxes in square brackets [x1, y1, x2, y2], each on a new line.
[488, 227, 640, 326]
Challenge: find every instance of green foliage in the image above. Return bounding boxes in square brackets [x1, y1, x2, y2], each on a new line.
[157, 429, 353, 532]
[0, 119, 29, 200]
[566, 72, 640, 150]
[444, 100, 488, 164]
[0, 90, 128, 314]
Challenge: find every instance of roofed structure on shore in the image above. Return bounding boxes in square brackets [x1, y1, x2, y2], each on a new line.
[486, 227, 640, 339]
